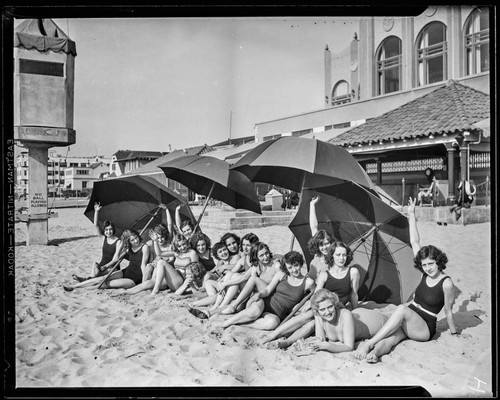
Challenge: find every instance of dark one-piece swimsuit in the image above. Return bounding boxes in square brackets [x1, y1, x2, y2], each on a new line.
[409, 274, 450, 340]
[122, 246, 144, 285]
[323, 267, 352, 305]
[99, 238, 121, 270]
[262, 276, 307, 321]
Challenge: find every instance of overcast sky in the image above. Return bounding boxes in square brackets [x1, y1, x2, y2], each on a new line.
[15, 16, 361, 157]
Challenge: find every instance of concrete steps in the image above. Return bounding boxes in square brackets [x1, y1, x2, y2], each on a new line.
[199, 209, 297, 230]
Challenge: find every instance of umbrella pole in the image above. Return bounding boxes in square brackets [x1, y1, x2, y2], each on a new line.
[194, 183, 215, 233]
[349, 225, 378, 252]
[97, 207, 162, 289]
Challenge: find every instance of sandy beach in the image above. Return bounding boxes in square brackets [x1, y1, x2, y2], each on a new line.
[11, 206, 493, 396]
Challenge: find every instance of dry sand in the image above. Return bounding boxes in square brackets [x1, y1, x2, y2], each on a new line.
[11, 207, 493, 396]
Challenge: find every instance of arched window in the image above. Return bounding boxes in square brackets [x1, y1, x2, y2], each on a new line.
[331, 80, 351, 106]
[416, 22, 447, 86]
[376, 36, 402, 95]
[465, 7, 489, 75]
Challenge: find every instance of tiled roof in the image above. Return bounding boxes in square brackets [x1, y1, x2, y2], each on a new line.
[113, 150, 166, 161]
[329, 80, 490, 147]
[123, 145, 212, 176]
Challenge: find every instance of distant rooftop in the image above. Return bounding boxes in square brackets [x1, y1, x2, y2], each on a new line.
[113, 150, 167, 162]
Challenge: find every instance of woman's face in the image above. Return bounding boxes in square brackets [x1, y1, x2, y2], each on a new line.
[185, 269, 193, 280]
[196, 239, 207, 254]
[225, 236, 239, 255]
[241, 239, 253, 255]
[317, 299, 336, 321]
[332, 246, 347, 267]
[176, 239, 189, 253]
[319, 238, 331, 256]
[157, 234, 167, 245]
[285, 261, 302, 277]
[421, 257, 439, 278]
[181, 225, 193, 238]
[104, 226, 114, 237]
[129, 234, 140, 247]
[216, 246, 230, 261]
[257, 247, 271, 265]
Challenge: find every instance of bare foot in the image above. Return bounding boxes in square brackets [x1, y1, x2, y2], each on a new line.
[354, 340, 372, 360]
[365, 352, 379, 363]
[221, 304, 236, 315]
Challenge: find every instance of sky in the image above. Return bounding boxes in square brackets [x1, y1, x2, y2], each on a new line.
[15, 16, 360, 158]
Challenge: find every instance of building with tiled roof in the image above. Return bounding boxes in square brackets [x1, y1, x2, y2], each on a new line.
[110, 150, 167, 177]
[253, 5, 491, 205]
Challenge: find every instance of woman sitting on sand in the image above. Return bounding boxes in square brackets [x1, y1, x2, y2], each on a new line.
[353, 197, 458, 363]
[142, 223, 175, 282]
[174, 261, 206, 296]
[175, 204, 199, 240]
[170, 233, 199, 277]
[64, 229, 149, 291]
[72, 202, 124, 282]
[210, 251, 315, 330]
[260, 240, 360, 347]
[272, 289, 387, 352]
[220, 232, 242, 269]
[189, 232, 216, 274]
[307, 196, 334, 281]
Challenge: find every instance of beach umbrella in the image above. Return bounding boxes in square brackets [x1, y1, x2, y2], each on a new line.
[289, 185, 420, 305]
[158, 154, 261, 229]
[229, 136, 375, 193]
[84, 175, 194, 240]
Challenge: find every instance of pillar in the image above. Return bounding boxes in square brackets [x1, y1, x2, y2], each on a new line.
[376, 159, 382, 184]
[460, 143, 468, 182]
[446, 145, 457, 205]
[26, 143, 50, 245]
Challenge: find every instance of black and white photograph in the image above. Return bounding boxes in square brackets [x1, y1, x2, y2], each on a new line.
[3, 4, 496, 398]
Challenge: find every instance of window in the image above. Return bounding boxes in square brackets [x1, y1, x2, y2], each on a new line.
[377, 36, 402, 95]
[465, 7, 489, 75]
[19, 59, 64, 77]
[331, 81, 351, 106]
[416, 22, 447, 86]
[82, 181, 88, 189]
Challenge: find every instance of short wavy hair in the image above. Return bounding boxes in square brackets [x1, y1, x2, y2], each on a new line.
[172, 233, 190, 252]
[249, 242, 273, 267]
[102, 220, 116, 235]
[212, 241, 228, 261]
[153, 223, 170, 242]
[280, 251, 305, 274]
[307, 230, 333, 256]
[240, 232, 260, 251]
[325, 241, 353, 267]
[310, 288, 344, 316]
[185, 261, 206, 280]
[189, 232, 212, 251]
[414, 245, 448, 273]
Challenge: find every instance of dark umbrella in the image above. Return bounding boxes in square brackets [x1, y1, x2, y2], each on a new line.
[84, 175, 194, 240]
[158, 154, 261, 229]
[289, 185, 420, 305]
[230, 136, 375, 193]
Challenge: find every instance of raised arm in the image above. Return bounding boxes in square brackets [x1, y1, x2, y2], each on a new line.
[175, 205, 183, 233]
[159, 203, 174, 236]
[407, 197, 421, 255]
[93, 203, 103, 237]
[309, 195, 320, 237]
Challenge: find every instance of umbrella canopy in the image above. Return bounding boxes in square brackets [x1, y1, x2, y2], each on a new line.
[84, 175, 194, 239]
[230, 136, 375, 193]
[158, 154, 261, 214]
[289, 185, 419, 305]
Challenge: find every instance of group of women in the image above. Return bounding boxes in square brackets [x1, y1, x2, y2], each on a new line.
[64, 196, 458, 363]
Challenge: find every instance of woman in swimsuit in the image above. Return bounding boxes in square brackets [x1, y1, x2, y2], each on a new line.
[215, 251, 315, 330]
[73, 202, 123, 282]
[292, 289, 388, 354]
[354, 197, 458, 363]
[307, 196, 334, 281]
[189, 232, 216, 273]
[64, 229, 149, 291]
[175, 261, 206, 296]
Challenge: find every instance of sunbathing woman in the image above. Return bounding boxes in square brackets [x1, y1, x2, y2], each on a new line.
[279, 289, 388, 353]
[64, 229, 149, 291]
[307, 195, 334, 281]
[353, 197, 458, 363]
[73, 202, 124, 282]
[260, 241, 360, 347]
[214, 251, 315, 330]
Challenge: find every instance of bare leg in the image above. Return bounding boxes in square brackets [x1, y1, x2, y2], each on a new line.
[191, 294, 217, 307]
[365, 327, 406, 363]
[204, 279, 219, 297]
[354, 305, 429, 360]
[260, 310, 314, 344]
[153, 260, 183, 294]
[123, 279, 155, 295]
[222, 276, 268, 314]
[142, 263, 154, 283]
[220, 300, 265, 329]
[241, 312, 281, 331]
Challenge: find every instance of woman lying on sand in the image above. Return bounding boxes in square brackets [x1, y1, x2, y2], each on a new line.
[64, 229, 149, 291]
[269, 289, 387, 352]
[210, 251, 315, 330]
[353, 197, 458, 363]
[72, 202, 124, 282]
